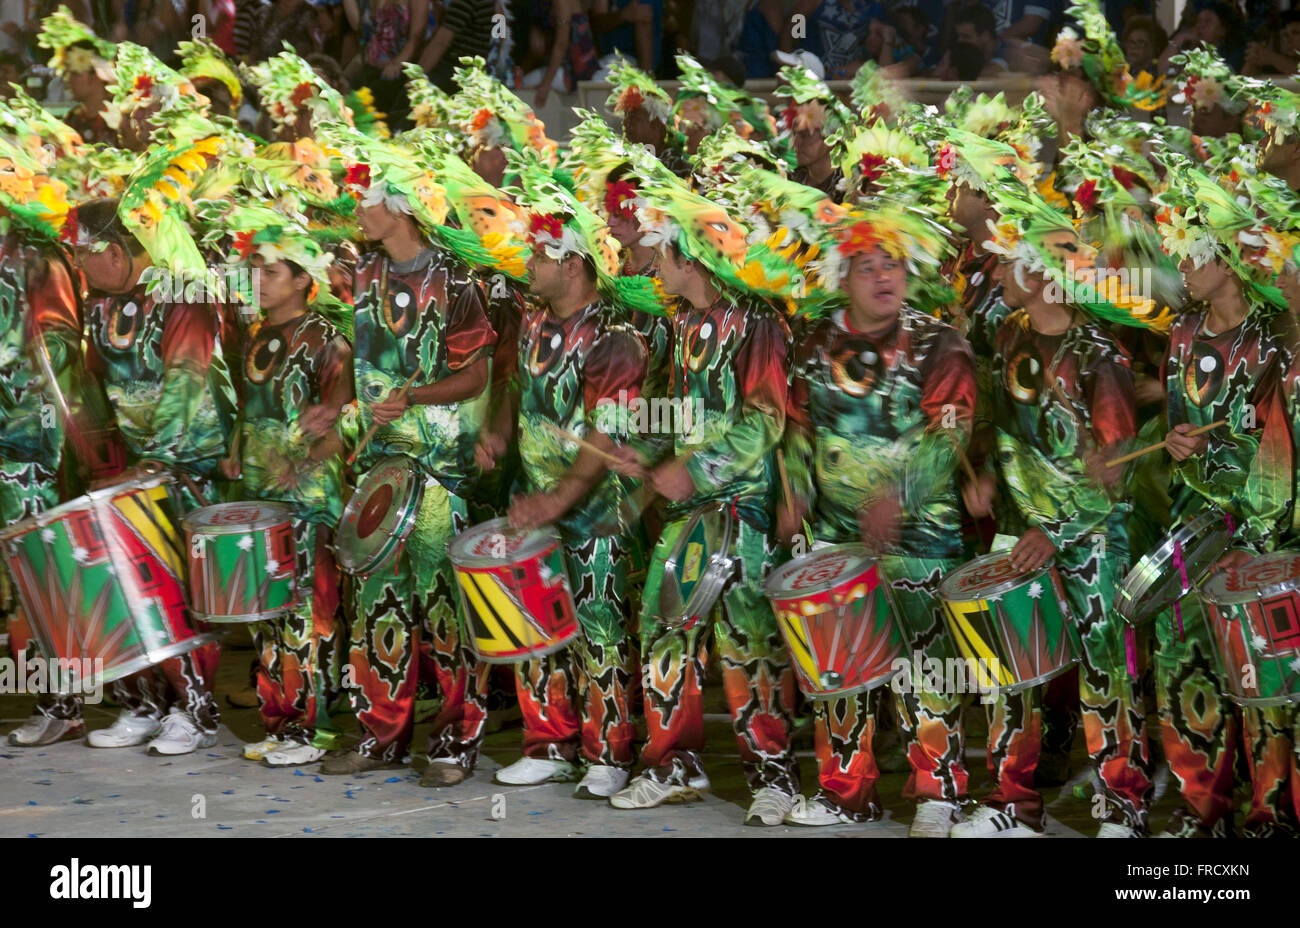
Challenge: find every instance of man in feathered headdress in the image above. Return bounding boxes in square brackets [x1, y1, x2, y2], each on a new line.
[777, 63, 854, 202]
[37, 6, 117, 144]
[603, 56, 690, 177]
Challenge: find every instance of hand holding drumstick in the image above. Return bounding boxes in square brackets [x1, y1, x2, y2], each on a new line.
[1105, 419, 1227, 467]
[348, 367, 424, 468]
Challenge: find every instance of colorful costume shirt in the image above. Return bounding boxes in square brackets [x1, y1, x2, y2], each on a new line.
[1162, 308, 1293, 553]
[993, 311, 1136, 550]
[670, 292, 790, 531]
[84, 283, 237, 478]
[351, 246, 496, 495]
[0, 235, 80, 520]
[787, 305, 976, 558]
[239, 311, 353, 525]
[516, 298, 648, 540]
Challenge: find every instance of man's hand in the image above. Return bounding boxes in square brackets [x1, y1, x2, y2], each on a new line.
[649, 456, 697, 502]
[508, 492, 566, 532]
[1085, 448, 1124, 490]
[961, 472, 997, 519]
[1165, 422, 1209, 462]
[475, 431, 507, 472]
[606, 444, 646, 479]
[534, 81, 551, 108]
[381, 59, 403, 80]
[300, 403, 340, 439]
[1009, 527, 1056, 572]
[857, 494, 903, 553]
[777, 499, 809, 549]
[370, 388, 409, 426]
[219, 454, 241, 481]
[1213, 549, 1255, 573]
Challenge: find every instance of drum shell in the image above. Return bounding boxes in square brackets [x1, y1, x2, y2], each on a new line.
[1114, 508, 1234, 626]
[766, 550, 901, 699]
[654, 502, 737, 631]
[0, 477, 213, 690]
[336, 456, 425, 577]
[183, 502, 298, 623]
[449, 518, 580, 663]
[1204, 590, 1300, 708]
[940, 555, 1079, 694]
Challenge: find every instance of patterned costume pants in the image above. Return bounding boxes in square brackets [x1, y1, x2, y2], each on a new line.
[637, 515, 800, 795]
[513, 533, 637, 767]
[346, 476, 487, 765]
[1154, 595, 1240, 830]
[809, 687, 887, 819]
[1241, 704, 1298, 835]
[253, 521, 344, 747]
[109, 644, 222, 734]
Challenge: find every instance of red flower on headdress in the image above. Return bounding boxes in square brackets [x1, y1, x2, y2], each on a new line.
[134, 74, 153, 96]
[233, 230, 257, 258]
[1112, 166, 1139, 190]
[1075, 178, 1098, 212]
[291, 82, 314, 108]
[836, 220, 880, 257]
[619, 87, 644, 113]
[471, 108, 494, 132]
[59, 208, 79, 245]
[781, 104, 799, 131]
[935, 144, 957, 177]
[345, 163, 371, 189]
[858, 152, 887, 185]
[604, 179, 639, 218]
[1260, 102, 1273, 114]
[529, 213, 564, 243]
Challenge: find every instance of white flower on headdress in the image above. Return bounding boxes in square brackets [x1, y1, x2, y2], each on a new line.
[532, 223, 584, 261]
[360, 181, 414, 216]
[1190, 76, 1226, 111]
[1051, 28, 1085, 70]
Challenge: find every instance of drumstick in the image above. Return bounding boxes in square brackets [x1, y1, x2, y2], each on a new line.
[1104, 419, 1228, 467]
[776, 448, 794, 506]
[347, 367, 424, 468]
[539, 419, 626, 468]
[945, 430, 979, 485]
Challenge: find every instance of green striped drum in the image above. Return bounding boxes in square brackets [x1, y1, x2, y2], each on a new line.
[183, 502, 297, 623]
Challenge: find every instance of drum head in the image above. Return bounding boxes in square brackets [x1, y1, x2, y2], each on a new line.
[448, 517, 558, 566]
[764, 544, 875, 598]
[939, 551, 1047, 601]
[1202, 550, 1300, 605]
[1115, 509, 1233, 622]
[336, 456, 424, 574]
[183, 501, 293, 534]
[659, 502, 736, 624]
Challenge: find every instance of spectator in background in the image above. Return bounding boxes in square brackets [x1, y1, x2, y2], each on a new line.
[418, 0, 495, 91]
[986, 0, 1058, 46]
[591, 0, 659, 74]
[516, 0, 599, 106]
[691, 0, 748, 62]
[1243, 9, 1300, 76]
[788, 0, 882, 80]
[891, 4, 939, 71]
[1121, 14, 1166, 77]
[1158, 1, 1244, 73]
[935, 4, 1008, 79]
[233, 0, 267, 61]
[59, 38, 116, 144]
[0, 50, 23, 98]
[865, 13, 921, 75]
[343, 0, 427, 124]
[737, 0, 783, 79]
[255, 0, 322, 61]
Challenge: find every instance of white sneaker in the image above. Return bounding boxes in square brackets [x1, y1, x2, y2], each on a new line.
[609, 771, 711, 809]
[88, 710, 162, 748]
[242, 736, 283, 760]
[950, 804, 1043, 838]
[909, 800, 966, 838]
[745, 787, 795, 827]
[492, 756, 581, 785]
[783, 794, 857, 826]
[146, 710, 218, 756]
[574, 765, 630, 799]
[264, 743, 326, 766]
[7, 715, 84, 746]
[1096, 822, 1140, 838]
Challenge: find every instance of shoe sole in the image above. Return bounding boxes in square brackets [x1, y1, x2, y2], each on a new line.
[263, 755, 325, 767]
[8, 726, 86, 747]
[88, 737, 155, 749]
[492, 772, 580, 786]
[610, 786, 708, 810]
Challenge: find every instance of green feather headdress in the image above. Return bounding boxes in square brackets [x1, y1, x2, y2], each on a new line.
[453, 56, 558, 166]
[404, 62, 457, 136]
[242, 46, 353, 134]
[604, 56, 673, 125]
[178, 38, 242, 108]
[1051, 0, 1165, 110]
[38, 6, 115, 79]
[835, 119, 932, 198]
[934, 128, 1035, 193]
[1170, 47, 1249, 115]
[105, 42, 206, 130]
[775, 64, 855, 143]
[672, 53, 738, 136]
[848, 61, 910, 125]
[0, 128, 73, 244]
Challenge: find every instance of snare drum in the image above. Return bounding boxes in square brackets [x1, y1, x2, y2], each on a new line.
[1201, 551, 1300, 708]
[183, 502, 297, 623]
[1114, 508, 1235, 625]
[336, 456, 425, 577]
[764, 544, 901, 699]
[448, 518, 580, 662]
[938, 552, 1079, 694]
[0, 475, 216, 689]
[653, 502, 737, 631]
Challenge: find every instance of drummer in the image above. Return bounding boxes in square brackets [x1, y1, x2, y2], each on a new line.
[66, 196, 237, 756]
[475, 157, 650, 800]
[0, 149, 90, 747]
[324, 128, 497, 784]
[782, 203, 979, 832]
[216, 215, 355, 767]
[604, 162, 803, 827]
[1151, 163, 1299, 837]
[963, 189, 1151, 837]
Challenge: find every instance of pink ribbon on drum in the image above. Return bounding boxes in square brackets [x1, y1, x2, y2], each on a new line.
[1172, 539, 1188, 642]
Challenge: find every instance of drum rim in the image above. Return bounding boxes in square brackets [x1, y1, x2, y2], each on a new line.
[0, 473, 175, 544]
[1199, 549, 1300, 605]
[938, 550, 1051, 600]
[659, 501, 737, 627]
[191, 604, 298, 623]
[763, 542, 876, 598]
[53, 633, 219, 692]
[1114, 507, 1232, 621]
[182, 501, 296, 533]
[335, 454, 425, 574]
[470, 625, 582, 663]
[447, 516, 560, 566]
